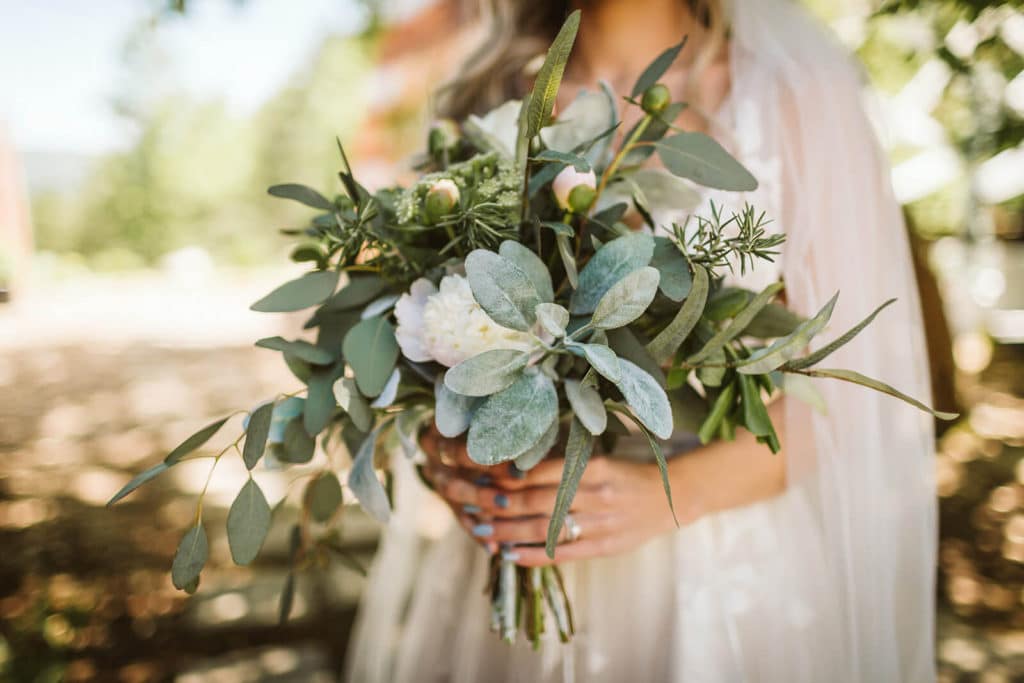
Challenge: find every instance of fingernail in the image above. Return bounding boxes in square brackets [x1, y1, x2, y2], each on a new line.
[462, 504, 481, 514]
[474, 474, 493, 486]
[472, 523, 494, 538]
[509, 463, 527, 479]
[501, 548, 520, 561]
[494, 493, 509, 509]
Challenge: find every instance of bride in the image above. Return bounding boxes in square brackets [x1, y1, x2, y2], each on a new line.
[346, 0, 937, 681]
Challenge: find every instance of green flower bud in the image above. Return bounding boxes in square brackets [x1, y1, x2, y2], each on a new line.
[568, 184, 597, 214]
[428, 119, 460, 156]
[641, 83, 671, 115]
[424, 179, 460, 224]
[553, 166, 597, 212]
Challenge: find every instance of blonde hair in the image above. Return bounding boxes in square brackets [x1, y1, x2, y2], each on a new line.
[436, 0, 728, 120]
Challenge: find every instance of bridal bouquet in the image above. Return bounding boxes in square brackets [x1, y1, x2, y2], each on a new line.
[108, 11, 953, 646]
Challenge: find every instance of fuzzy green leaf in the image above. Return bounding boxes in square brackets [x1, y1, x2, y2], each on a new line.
[651, 237, 691, 301]
[570, 232, 655, 314]
[467, 371, 558, 465]
[434, 380, 482, 438]
[536, 302, 570, 338]
[590, 266, 660, 330]
[646, 263, 708, 364]
[465, 249, 542, 331]
[499, 240, 554, 303]
[545, 418, 593, 558]
[565, 378, 607, 435]
[514, 417, 561, 471]
[567, 341, 621, 383]
[615, 359, 673, 439]
[445, 349, 531, 397]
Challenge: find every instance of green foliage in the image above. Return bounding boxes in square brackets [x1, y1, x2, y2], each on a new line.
[445, 349, 531, 397]
[227, 479, 272, 565]
[342, 317, 399, 397]
[467, 371, 558, 465]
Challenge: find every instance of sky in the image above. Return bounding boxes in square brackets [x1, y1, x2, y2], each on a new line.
[0, 0, 386, 156]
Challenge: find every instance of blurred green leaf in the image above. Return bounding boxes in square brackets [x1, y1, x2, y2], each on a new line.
[251, 271, 340, 313]
[165, 417, 229, 465]
[242, 402, 274, 470]
[434, 380, 482, 438]
[632, 37, 687, 96]
[256, 336, 333, 365]
[525, 10, 581, 140]
[306, 472, 343, 523]
[268, 183, 334, 210]
[798, 368, 959, 420]
[171, 524, 208, 590]
[784, 298, 896, 370]
[106, 462, 169, 506]
[227, 479, 272, 565]
[280, 417, 316, 463]
[348, 428, 391, 522]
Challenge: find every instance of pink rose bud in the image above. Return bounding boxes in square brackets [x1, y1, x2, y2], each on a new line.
[424, 178, 460, 224]
[552, 166, 597, 212]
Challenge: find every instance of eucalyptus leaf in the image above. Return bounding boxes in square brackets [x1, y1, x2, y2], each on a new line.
[651, 237, 691, 301]
[361, 294, 400, 319]
[596, 169, 701, 216]
[434, 380, 482, 438]
[467, 371, 558, 465]
[280, 417, 316, 463]
[267, 183, 334, 210]
[465, 249, 542, 331]
[688, 282, 784, 363]
[227, 479, 272, 565]
[525, 10, 581, 140]
[514, 417, 561, 471]
[268, 398, 305, 443]
[499, 240, 554, 303]
[445, 349, 531, 397]
[567, 341, 621, 383]
[255, 337, 333, 365]
[107, 462, 168, 506]
[251, 270, 340, 313]
[784, 299, 896, 370]
[647, 264, 709, 364]
[590, 266, 660, 330]
[631, 37, 687, 96]
[798, 368, 958, 420]
[322, 273, 387, 312]
[565, 378, 607, 435]
[305, 364, 342, 436]
[242, 402, 274, 470]
[334, 377, 372, 432]
[656, 132, 758, 191]
[306, 472, 343, 523]
[369, 368, 401, 408]
[615, 358, 673, 439]
[348, 427, 391, 522]
[165, 417, 229, 465]
[545, 418, 593, 558]
[737, 293, 838, 375]
[343, 316, 399, 396]
[171, 524, 208, 590]
[536, 302, 570, 338]
[570, 232, 655, 314]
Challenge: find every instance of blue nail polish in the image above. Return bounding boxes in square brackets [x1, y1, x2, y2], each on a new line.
[509, 463, 527, 479]
[462, 504, 481, 514]
[474, 474, 493, 486]
[472, 523, 494, 537]
[501, 549, 520, 561]
[494, 493, 509, 509]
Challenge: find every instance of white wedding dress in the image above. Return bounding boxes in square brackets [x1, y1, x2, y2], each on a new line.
[345, 1, 937, 681]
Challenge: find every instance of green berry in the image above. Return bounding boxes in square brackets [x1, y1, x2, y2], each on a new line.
[641, 83, 671, 115]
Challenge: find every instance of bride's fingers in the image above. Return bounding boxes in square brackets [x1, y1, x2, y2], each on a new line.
[489, 459, 565, 490]
[488, 512, 612, 545]
[511, 535, 617, 567]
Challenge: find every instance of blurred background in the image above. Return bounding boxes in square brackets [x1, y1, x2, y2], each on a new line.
[0, 0, 1022, 680]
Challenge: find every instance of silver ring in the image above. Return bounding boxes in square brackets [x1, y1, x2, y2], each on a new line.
[562, 513, 583, 543]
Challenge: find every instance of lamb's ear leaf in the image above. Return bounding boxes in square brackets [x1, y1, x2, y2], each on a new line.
[465, 250, 542, 331]
[570, 232, 655, 315]
[434, 381, 482, 438]
[535, 302, 570, 338]
[466, 372, 558, 466]
[590, 267, 660, 330]
[646, 264, 709, 364]
[796, 368, 959, 420]
[525, 10, 581, 140]
[736, 293, 839, 375]
[565, 379, 607, 435]
[687, 282, 785, 364]
[614, 359, 673, 440]
[783, 299, 896, 370]
[500, 240, 554, 303]
[444, 349, 531, 397]
[631, 37, 687, 97]
[545, 418, 594, 558]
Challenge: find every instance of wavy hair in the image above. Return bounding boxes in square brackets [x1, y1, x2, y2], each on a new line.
[436, 0, 727, 119]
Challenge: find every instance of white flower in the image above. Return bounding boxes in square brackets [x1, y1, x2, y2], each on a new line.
[552, 166, 597, 211]
[394, 274, 537, 367]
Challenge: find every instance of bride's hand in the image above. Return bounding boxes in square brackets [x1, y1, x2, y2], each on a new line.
[448, 455, 683, 566]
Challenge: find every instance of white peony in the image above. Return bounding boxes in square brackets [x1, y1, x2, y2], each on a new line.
[394, 274, 537, 367]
